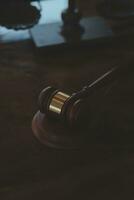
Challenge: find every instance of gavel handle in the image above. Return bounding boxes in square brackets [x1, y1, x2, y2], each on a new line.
[62, 60, 134, 125]
[70, 60, 133, 103]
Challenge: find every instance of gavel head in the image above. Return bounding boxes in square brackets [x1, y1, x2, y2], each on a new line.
[38, 86, 84, 126]
[33, 86, 88, 149]
[33, 86, 103, 148]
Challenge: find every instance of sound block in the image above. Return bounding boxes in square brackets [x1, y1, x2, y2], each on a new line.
[30, 16, 114, 50]
[32, 111, 90, 149]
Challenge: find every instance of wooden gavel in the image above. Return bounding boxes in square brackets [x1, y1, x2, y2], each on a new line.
[38, 60, 133, 126]
[32, 58, 133, 148]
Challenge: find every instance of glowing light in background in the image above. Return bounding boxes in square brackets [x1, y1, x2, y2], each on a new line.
[32, 0, 68, 24]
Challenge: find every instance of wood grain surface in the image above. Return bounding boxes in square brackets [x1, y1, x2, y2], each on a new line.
[0, 1, 134, 200]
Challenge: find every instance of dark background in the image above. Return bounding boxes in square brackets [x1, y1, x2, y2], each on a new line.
[0, 1, 134, 199]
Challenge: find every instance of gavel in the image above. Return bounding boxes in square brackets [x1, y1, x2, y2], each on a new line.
[32, 58, 133, 148]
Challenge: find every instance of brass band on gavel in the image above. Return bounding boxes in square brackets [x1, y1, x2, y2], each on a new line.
[49, 92, 70, 115]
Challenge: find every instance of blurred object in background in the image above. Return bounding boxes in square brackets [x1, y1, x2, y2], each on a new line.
[0, 0, 41, 30]
[96, 0, 134, 35]
[30, 0, 113, 50]
[0, 0, 68, 43]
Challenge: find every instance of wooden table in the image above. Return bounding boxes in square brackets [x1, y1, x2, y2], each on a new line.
[0, 1, 134, 200]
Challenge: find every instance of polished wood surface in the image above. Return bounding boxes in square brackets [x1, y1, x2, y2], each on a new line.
[1, 1, 134, 200]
